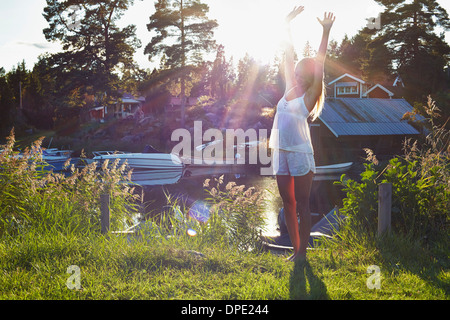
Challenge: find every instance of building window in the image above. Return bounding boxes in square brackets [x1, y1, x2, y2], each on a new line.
[337, 85, 358, 95]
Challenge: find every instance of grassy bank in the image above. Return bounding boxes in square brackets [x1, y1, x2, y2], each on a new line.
[0, 226, 448, 300]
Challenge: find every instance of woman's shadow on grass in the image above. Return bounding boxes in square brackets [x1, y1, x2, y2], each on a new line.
[289, 260, 329, 300]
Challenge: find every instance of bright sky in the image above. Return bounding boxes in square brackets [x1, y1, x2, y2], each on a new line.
[0, 0, 449, 72]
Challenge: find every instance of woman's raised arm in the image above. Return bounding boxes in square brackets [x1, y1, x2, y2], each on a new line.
[284, 6, 304, 94]
[305, 12, 335, 108]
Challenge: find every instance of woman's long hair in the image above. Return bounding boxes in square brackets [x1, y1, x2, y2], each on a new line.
[295, 58, 326, 121]
[311, 79, 325, 121]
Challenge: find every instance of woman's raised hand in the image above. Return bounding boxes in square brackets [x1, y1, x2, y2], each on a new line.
[317, 12, 335, 32]
[286, 5, 304, 23]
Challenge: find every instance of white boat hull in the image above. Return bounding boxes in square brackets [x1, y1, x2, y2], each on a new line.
[93, 153, 184, 170]
[130, 169, 183, 186]
[316, 162, 353, 175]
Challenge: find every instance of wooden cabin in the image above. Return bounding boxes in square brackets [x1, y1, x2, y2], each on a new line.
[114, 93, 145, 119]
[312, 73, 423, 165]
[328, 73, 369, 99]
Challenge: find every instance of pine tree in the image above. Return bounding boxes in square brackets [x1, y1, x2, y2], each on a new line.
[209, 45, 234, 100]
[0, 68, 14, 135]
[43, 0, 141, 101]
[371, 0, 450, 101]
[302, 41, 315, 58]
[145, 0, 218, 127]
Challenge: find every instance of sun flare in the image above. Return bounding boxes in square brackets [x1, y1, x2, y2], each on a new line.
[211, 1, 328, 64]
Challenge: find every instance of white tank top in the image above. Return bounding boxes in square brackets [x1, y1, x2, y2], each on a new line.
[269, 90, 314, 154]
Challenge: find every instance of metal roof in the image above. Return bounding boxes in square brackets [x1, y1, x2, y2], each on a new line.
[319, 98, 423, 137]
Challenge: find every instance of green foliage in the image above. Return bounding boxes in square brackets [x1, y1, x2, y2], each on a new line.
[0, 130, 140, 237]
[371, 0, 450, 101]
[151, 176, 267, 252]
[127, 175, 267, 255]
[335, 163, 379, 235]
[145, 0, 218, 68]
[145, 0, 218, 126]
[0, 67, 15, 135]
[210, 44, 235, 100]
[0, 130, 448, 300]
[202, 176, 267, 252]
[337, 157, 448, 239]
[42, 0, 141, 105]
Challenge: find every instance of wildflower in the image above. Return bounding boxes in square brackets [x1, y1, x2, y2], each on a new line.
[243, 186, 255, 197]
[64, 158, 71, 168]
[112, 158, 120, 170]
[127, 169, 133, 181]
[203, 179, 210, 188]
[214, 174, 224, 185]
[119, 161, 127, 174]
[250, 192, 262, 204]
[235, 197, 244, 204]
[363, 148, 379, 165]
[236, 185, 245, 193]
[226, 181, 236, 191]
[102, 159, 109, 171]
[424, 96, 441, 118]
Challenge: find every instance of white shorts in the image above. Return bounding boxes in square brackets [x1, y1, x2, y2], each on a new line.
[272, 149, 316, 176]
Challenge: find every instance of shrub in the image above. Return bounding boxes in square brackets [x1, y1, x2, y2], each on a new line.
[335, 97, 449, 241]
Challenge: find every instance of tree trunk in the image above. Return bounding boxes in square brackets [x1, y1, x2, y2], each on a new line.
[180, 78, 186, 128]
[180, 0, 186, 128]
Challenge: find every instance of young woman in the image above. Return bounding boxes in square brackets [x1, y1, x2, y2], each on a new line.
[269, 7, 335, 262]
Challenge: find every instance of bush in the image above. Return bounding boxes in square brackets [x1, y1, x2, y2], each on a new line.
[335, 97, 449, 241]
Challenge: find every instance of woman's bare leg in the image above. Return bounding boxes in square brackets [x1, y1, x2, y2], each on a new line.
[276, 175, 299, 260]
[292, 171, 314, 261]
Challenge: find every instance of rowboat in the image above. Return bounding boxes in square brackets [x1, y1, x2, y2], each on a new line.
[92, 151, 128, 157]
[41, 148, 76, 172]
[316, 162, 353, 175]
[43, 148, 73, 158]
[130, 168, 183, 186]
[92, 152, 184, 170]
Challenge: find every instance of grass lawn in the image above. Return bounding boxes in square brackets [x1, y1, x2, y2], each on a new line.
[0, 227, 448, 300]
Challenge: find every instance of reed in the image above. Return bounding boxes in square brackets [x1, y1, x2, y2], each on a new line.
[0, 129, 140, 237]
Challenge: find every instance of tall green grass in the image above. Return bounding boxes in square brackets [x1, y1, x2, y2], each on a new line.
[0, 129, 139, 237]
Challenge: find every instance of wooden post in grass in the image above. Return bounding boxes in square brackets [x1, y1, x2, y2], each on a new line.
[100, 194, 110, 234]
[378, 183, 392, 236]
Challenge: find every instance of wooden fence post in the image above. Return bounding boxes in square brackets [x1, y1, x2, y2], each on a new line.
[378, 183, 392, 236]
[101, 194, 110, 234]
